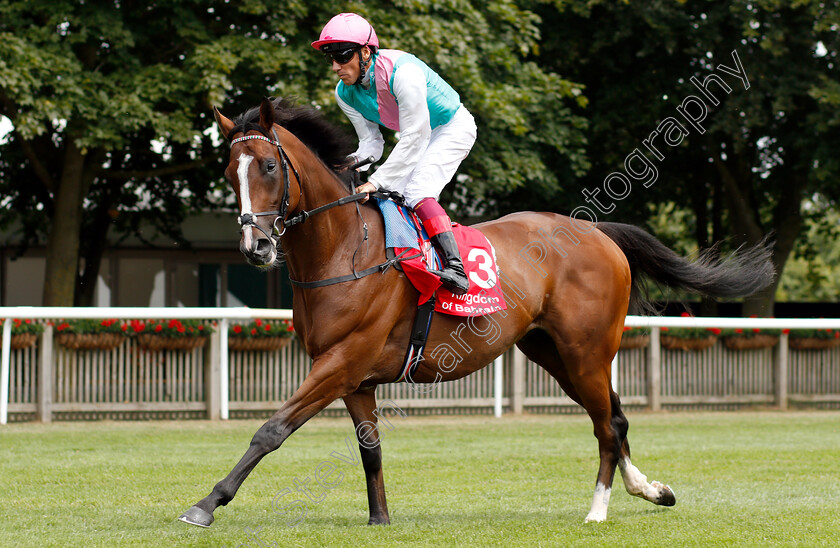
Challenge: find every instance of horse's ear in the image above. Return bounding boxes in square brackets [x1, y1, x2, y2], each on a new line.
[259, 97, 275, 132]
[214, 107, 236, 141]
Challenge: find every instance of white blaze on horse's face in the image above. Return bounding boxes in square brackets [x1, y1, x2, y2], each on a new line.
[237, 153, 255, 250]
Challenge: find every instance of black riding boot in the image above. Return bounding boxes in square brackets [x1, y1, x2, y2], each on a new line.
[428, 230, 470, 295]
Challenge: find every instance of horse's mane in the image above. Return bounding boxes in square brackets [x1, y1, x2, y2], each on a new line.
[233, 97, 355, 171]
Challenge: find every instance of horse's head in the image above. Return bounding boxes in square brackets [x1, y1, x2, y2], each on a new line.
[214, 98, 301, 268]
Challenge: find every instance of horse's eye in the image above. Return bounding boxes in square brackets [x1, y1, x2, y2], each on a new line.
[266, 161, 277, 172]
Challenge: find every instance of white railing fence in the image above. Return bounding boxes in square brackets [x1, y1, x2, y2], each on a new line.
[0, 307, 290, 424]
[2, 308, 839, 424]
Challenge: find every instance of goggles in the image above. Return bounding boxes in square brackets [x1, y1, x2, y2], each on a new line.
[324, 47, 359, 65]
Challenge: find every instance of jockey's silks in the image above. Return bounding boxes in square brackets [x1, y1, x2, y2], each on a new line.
[337, 50, 460, 131]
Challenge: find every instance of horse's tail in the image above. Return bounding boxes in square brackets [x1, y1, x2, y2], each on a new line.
[597, 222, 775, 314]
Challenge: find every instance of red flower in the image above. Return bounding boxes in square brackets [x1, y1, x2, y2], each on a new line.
[154, 324, 163, 333]
[57, 323, 70, 331]
[233, 325, 242, 334]
[121, 324, 128, 332]
[250, 328, 257, 335]
[710, 328, 722, 335]
[177, 325, 185, 333]
[782, 329, 790, 334]
[660, 327, 669, 332]
[835, 332, 840, 339]
[255, 319, 263, 327]
[623, 326, 631, 332]
[264, 324, 272, 331]
[752, 328, 761, 333]
[735, 328, 743, 334]
[198, 325, 204, 331]
[680, 312, 692, 317]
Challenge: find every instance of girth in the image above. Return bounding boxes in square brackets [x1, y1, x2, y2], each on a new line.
[288, 247, 420, 289]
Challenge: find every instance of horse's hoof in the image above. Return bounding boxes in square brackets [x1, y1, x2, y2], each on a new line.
[178, 506, 215, 527]
[652, 481, 676, 507]
[584, 511, 607, 523]
[368, 515, 390, 526]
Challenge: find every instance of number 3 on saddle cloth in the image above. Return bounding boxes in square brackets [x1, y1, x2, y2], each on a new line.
[375, 197, 507, 383]
[376, 198, 507, 315]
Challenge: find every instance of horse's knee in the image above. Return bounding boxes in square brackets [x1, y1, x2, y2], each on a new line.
[251, 420, 290, 453]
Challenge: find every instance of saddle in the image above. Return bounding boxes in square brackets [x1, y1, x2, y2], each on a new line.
[371, 196, 507, 383]
[374, 197, 506, 317]
[334, 165, 506, 382]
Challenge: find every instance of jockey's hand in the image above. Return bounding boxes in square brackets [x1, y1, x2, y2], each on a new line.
[354, 181, 377, 203]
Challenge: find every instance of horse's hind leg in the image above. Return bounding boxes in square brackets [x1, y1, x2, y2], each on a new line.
[516, 330, 674, 522]
[343, 388, 390, 525]
[516, 330, 622, 521]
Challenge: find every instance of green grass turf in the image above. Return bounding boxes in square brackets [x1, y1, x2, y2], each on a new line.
[1, 411, 838, 547]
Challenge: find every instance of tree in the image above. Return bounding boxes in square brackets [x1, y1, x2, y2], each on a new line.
[0, 0, 588, 306]
[0, 1, 270, 305]
[529, 0, 840, 316]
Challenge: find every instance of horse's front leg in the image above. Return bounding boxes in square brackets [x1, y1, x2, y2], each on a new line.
[343, 387, 390, 525]
[179, 357, 359, 527]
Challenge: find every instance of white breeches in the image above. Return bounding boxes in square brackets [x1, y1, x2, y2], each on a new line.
[396, 106, 477, 208]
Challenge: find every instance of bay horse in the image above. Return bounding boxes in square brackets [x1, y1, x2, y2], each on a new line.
[179, 97, 773, 527]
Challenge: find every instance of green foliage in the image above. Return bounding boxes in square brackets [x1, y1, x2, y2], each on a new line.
[659, 326, 720, 339]
[129, 319, 211, 338]
[720, 327, 782, 338]
[9, 318, 44, 335]
[777, 199, 840, 301]
[788, 328, 840, 340]
[54, 318, 125, 334]
[230, 318, 294, 339]
[530, 0, 840, 314]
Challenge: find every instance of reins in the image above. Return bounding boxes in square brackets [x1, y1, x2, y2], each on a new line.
[230, 129, 419, 288]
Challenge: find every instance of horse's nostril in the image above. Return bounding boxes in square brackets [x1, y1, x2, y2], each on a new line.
[241, 237, 275, 266]
[255, 238, 274, 257]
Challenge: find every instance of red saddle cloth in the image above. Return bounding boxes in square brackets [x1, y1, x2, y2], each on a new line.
[397, 224, 507, 317]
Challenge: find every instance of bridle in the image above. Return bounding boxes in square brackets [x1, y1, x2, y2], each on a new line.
[230, 128, 300, 243]
[230, 127, 381, 242]
[228, 125, 417, 288]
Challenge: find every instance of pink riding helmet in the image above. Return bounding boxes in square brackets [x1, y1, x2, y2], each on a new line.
[311, 13, 380, 51]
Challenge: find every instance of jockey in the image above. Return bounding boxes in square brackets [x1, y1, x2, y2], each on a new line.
[312, 12, 477, 295]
